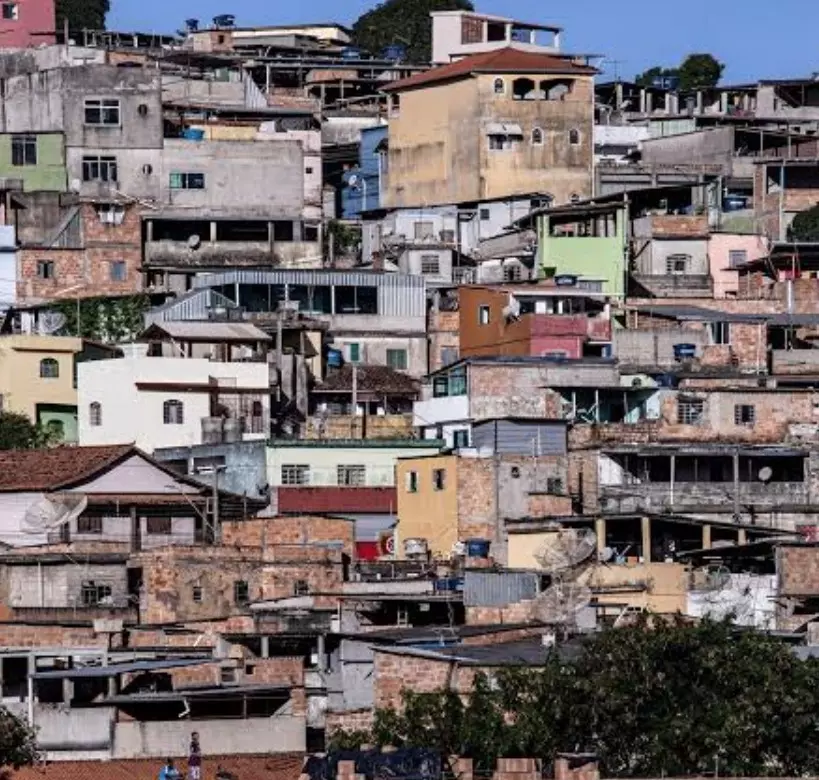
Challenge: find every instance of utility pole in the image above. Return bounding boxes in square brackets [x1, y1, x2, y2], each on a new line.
[211, 468, 220, 543]
[351, 364, 358, 438]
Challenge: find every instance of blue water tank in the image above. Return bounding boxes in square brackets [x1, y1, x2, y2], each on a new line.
[182, 128, 205, 141]
[673, 343, 697, 360]
[465, 538, 491, 558]
[341, 47, 362, 60]
[381, 44, 406, 61]
[327, 348, 344, 368]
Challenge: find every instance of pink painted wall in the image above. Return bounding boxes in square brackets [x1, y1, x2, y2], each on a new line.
[709, 232, 770, 299]
[0, 0, 55, 48]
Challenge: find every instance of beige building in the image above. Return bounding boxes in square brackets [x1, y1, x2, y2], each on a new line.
[0, 335, 84, 442]
[382, 47, 596, 208]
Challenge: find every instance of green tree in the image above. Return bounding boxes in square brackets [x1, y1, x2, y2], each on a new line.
[635, 66, 678, 88]
[677, 53, 725, 91]
[0, 707, 38, 772]
[351, 0, 474, 64]
[341, 619, 819, 777]
[790, 204, 819, 242]
[55, 0, 110, 33]
[0, 411, 59, 450]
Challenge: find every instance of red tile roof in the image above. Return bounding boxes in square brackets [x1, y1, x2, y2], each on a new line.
[384, 47, 597, 92]
[10, 753, 305, 780]
[0, 444, 135, 492]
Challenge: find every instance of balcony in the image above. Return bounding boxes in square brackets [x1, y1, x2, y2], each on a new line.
[144, 239, 320, 269]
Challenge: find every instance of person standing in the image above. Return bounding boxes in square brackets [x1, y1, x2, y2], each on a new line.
[188, 731, 202, 780]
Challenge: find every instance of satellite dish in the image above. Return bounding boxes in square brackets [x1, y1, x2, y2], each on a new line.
[347, 173, 360, 188]
[22, 493, 88, 536]
[534, 528, 597, 574]
[188, 234, 202, 249]
[502, 295, 521, 322]
[758, 466, 773, 483]
[38, 311, 67, 335]
[70, 178, 82, 194]
[598, 546, 615, 563]
[532, 581, 593, 624]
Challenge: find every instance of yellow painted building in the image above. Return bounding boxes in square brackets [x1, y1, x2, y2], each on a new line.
[383, 47, 595, 208]
[396, 454, 459, 557]
[0, 335, 84, 442]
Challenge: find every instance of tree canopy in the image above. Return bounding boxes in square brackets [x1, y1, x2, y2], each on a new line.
[351, 0, 474, 64]
[55, 0, 110, 33]
[636, 53, 724, 92]
[790, 204, 819, 242]
[0, 707, 38, 771]
[333, 619, 819, 777]
[0, 411, 59, 450]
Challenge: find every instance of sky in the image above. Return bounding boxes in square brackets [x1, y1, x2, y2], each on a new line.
[109, 0, 819, 85]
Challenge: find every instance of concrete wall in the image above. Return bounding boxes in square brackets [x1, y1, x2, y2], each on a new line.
[641, 127, 735, 174]
[709, 232, 769, 298]
[78, 357, 270, 452]
[0, 132, 66, 191]
[634, 237, 709, 276]
[329, 334, 427, 377]
[34, 706, 115, 752]
[614, 329, 708, 367]
[6, 563, 127, 608]
[112, 716, 306, 758]
[159, 139, 305, 217]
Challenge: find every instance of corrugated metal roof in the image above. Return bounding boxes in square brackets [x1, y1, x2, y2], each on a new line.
[463, 570, 539, 607]
[145, 288, 238, 325]
[32, 656, 211, 680]
[145, 321, 272, 341]
[191, 268, 425, 290]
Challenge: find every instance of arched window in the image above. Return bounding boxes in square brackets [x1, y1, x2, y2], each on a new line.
[543, 80, 572, 101]
[163, 399, 184, 425]
[40, 358, 59, 378]
[89, 402, 102, 427]
[512, 77, 537, 100]
[531, 127, 544, 146]
[569, 128, 581, 146]
[493, 77, 505, 95]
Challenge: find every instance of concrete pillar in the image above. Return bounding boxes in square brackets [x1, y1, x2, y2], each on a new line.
[645, 92, 653, 114]
[108, 674, 118, 698]
[595, 517, 607, 555]
[702, 524, 712, 550]
[209, 221, 218, 243]
[737, 528, 747, 545]
[62, 677, 73, 704]
[639, 88, 647, 114]
[146, 219, 154, 242]
[641, 516, 651, 562]
[615, 82, 624, 111]
[261, 636, 270, 658]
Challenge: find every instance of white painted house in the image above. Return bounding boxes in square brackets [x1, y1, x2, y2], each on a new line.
[78, 356, 271, 453]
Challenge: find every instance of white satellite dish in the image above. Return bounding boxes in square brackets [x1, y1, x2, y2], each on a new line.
[348, 173, 360, 188]
[38, 310, 68, 335]
[532, 581, 593, 624]
[758, 466, 773, 483]
[534, 528, 597, 574]
[22, 493, 88, 535]
[188, 234, 202, 249]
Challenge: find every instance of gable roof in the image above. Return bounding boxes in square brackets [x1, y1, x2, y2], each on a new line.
[313, 365, 419, 396]
[0, 444, 136, 492]
[384, 47, 596, 92]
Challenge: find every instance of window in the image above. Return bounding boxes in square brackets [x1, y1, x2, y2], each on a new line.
[1, 3, 18, 20]
[406, 471, 418, 493]
[666, 254, 690, 274]
[163, 399, 184, 425]
[479, 208, 491, 221]
[387, 349, 408, 370]
[479, 305, 491, 325]
[37, 260, 54, 280]
[389, 94, 400, 117]
[109, 261, 127, 281]
[547, 477, 564, 494]
[710, 321, 731, 345]
[440, 229, 455, 243]
[569, 128, 581, 145]
[503, 263, 523, 282]
[293, 580, 310, 596]
[281, 464, 310, 485]
[453, 429, 470, 449]
[169, 172, 206, 190]
[337, 464, 366, 486]
[531, 127, 544, 146]
[678, 398, 705, 425]
[192, 585, 203, 603]
[420, 255, 440, 275]
[729, 249, 748, 268]
[433, 468, 446, 491]
[84, 98, 121, 126]
[512, 77, 537, 100]
[220, 666, 237, 683]
[233, 580, 249, 605]
[734, 404, 756, 426]
[39, 358, 59, 378]
[348, 343, 361, 363]
[510, 466, 521, 479]
[11, 135, 36, 166]
[89, 402, 102, 426]
[305, 166, 314, 174]
[81, 581, 112, 607]
[493, 77, 505, 94]
[146, 516, 172, 535]
[77, 515, 103, 534]
[304, 223, 319, 242]
[82, 155, 118, 182]
[414, 221, 434, 239]
[488, 134, 512, 151]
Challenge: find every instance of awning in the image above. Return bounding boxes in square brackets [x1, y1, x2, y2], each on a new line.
[486, 123, 523, 136]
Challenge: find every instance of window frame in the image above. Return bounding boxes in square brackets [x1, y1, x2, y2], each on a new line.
[432, 468, 446, 491]
[81, 581, 112, 607]
[293, 580, 310, 597]
[531, 127, 544, 146]
[568, 128, 581, 145]
[11, 134, 37, 166]
[77, 515, 103, 534]
[169, 171, 206, 190]
[677, 398, 705, 425]
[39, 358, 59, 379]
[233, 580, 249, 605]
[453, 429, 470, 449]
[1, 3, 18, 20]
[734, 404, 756, 426]
[146, 516, 172, 535]
[478, 305, 491, 325]
[493, 77, 505, 95]
[82, 155, 118, 183]
[729, 249, 748, 268]
[84, 98, 121, 127]
[281, 464, 310, 485]
[710, 321, 731, 345]
[406, 471, 419, 493]
[162, 399, 184, 425]
[192, 584, 203, 603]
[337, 464, 366, 487]
[665, 253, 690, 275]
[89, 401, 102, 427]
[348, 342, 361, 363]
[420, 254, 440, 275]
[109, 260, 127, 282]
[37, 260, 55, 280]
[386, 348, 408, 371]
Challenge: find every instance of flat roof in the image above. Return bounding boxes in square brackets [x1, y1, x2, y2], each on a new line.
[429, 9, 562, 33]
[32, 656, 211, 680]
[100, 683, 291, 705]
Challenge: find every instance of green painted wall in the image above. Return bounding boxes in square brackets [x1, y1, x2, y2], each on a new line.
[538, 209, 627, 297]
[0, 133, 67, 191]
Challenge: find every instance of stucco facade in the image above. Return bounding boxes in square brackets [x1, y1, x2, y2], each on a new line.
[0, 132, 66, 191]
[78, 356, 270, 452]
[709, 232, 770, 298]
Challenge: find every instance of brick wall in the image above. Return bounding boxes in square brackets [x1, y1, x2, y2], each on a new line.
[456, 457, 498, 541]
[649, 215, 709, 238]
[465, 602, 537, 625]
[222, 515, 355, 558]
[428, 309, 460, 374]
[0, 623, 109, 648]
[325, 709, 374, 737]
[778, 545, 819, 596]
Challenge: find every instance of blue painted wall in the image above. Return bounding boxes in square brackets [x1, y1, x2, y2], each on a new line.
[341, 125, 388, 219]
